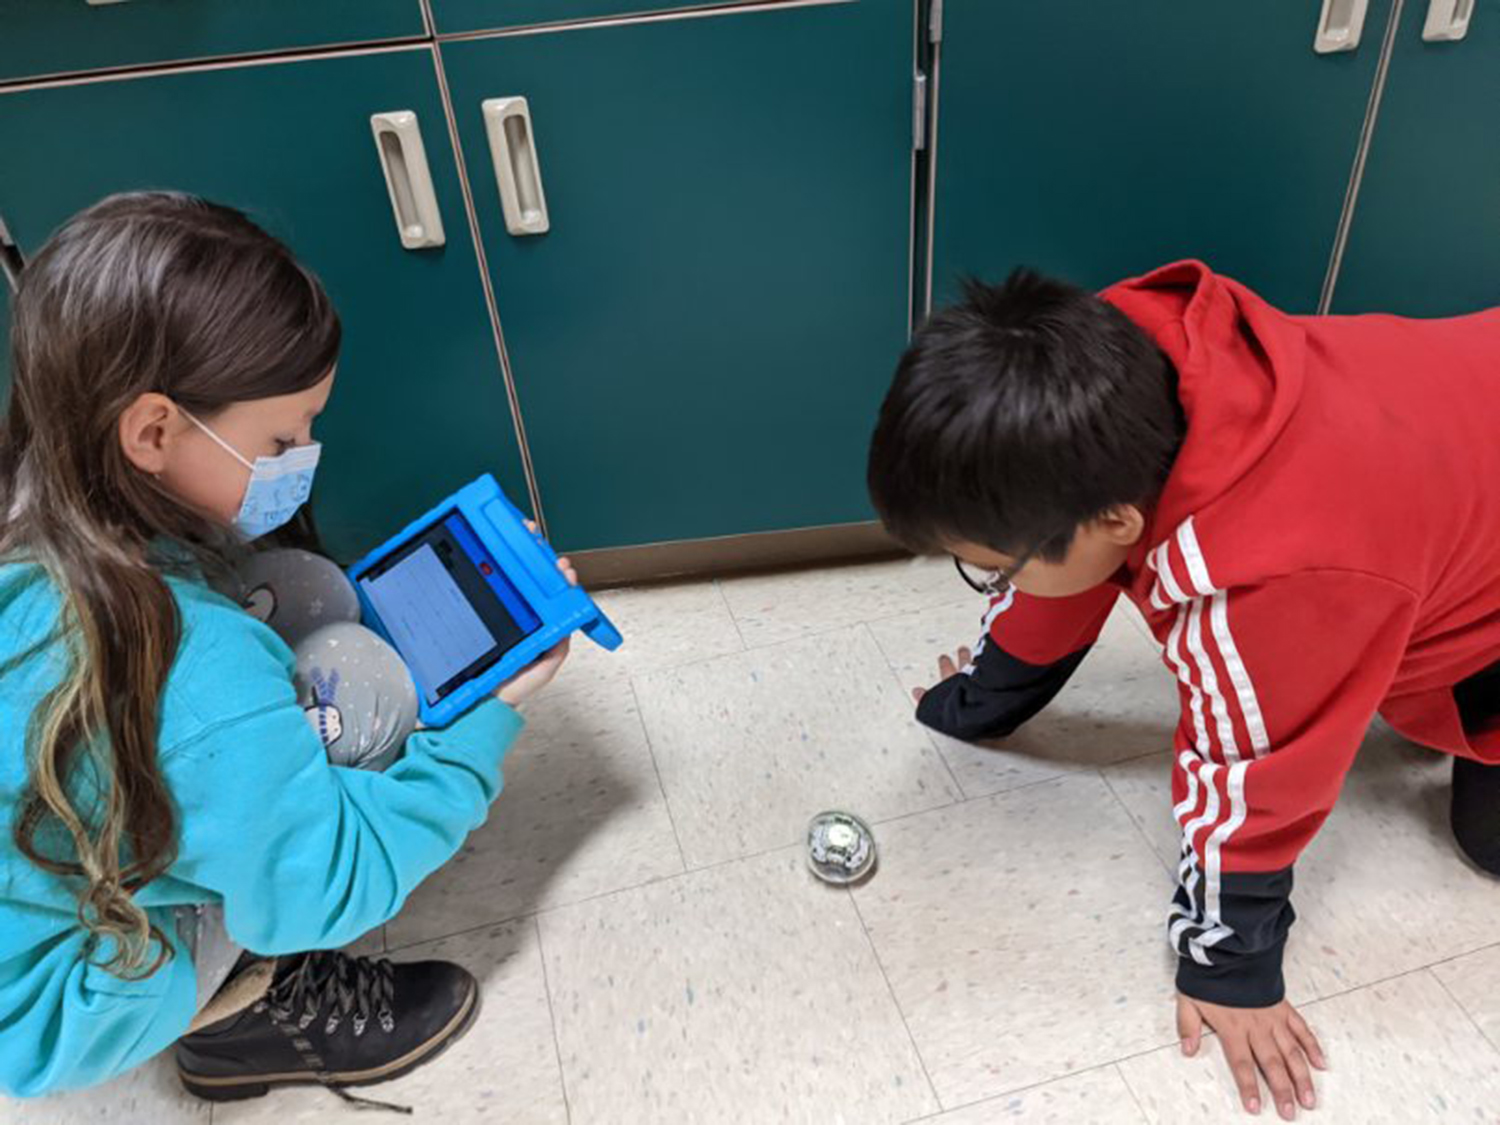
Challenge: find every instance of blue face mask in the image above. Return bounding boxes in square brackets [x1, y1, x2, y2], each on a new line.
[182, 410, 322, 541]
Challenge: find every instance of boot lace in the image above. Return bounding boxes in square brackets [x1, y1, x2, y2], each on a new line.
[260, 951, 408, 1114]
[267, 950, 397, 1038]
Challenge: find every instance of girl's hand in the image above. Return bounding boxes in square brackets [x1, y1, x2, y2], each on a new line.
[1177, 993, 1326, 1119]
[497, 637, 570, 706]
[912, 647, 972, 703]
[496, 538, 578, 706]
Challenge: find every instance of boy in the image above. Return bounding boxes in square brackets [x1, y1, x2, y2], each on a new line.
[867, 262, 1500, 1121]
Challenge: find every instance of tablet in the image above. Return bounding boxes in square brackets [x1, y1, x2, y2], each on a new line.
[348, 474, 622, 727]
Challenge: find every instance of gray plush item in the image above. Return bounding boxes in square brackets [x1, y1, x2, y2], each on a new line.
[177, 903, 245, 1015]
[232, 548, 362, 648]
[293, 622, 419, 773]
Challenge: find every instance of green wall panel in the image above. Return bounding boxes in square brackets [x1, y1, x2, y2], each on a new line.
[932, 1, 1390, 312]
[442, 0, 914, 551]
[431, 0, 732, 34]
[1331, 0, 1500, 315]
[0, 1, 425, 84]
[0, 48, 529, 558]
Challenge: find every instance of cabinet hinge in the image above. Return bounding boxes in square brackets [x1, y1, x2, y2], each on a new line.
[928, 0, 943, 43]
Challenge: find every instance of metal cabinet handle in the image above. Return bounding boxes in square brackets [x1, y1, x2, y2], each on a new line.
[1314, 0, 1369, 52]
[1423, 0, 1474, 41]
[482, 97, 550, 237]
[370, 111, 446, 250]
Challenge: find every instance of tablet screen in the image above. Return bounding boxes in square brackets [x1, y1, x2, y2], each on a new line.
[357, 511, 542, 705]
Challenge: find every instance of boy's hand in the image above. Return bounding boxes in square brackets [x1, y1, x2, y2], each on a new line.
[496, 539, 578, 706]
[912, 647, 972, 703]
[1177, 993, 1326, 1120]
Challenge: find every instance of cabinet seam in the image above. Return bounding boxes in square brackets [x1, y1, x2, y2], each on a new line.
[426, 45, 550, 532]
[1317, 0, 1406, 314]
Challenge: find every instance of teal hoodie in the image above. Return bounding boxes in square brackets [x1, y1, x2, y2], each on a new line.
[0, 564, 523, 1095]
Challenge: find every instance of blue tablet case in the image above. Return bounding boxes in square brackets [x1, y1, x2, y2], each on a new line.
[347, 474, 622, 727]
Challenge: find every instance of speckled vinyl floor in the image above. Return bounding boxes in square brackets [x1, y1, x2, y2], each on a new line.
[11, 558, 1500, 1124]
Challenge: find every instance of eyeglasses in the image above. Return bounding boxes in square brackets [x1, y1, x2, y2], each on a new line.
[953, 545, 1038, 597]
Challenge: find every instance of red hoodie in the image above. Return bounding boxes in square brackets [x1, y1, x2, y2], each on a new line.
[916, 261, 1500, 1007]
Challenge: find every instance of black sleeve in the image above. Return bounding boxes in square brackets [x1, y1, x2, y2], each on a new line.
[914, 639, 1092, 742]
[1172, 864, 1296, 1008]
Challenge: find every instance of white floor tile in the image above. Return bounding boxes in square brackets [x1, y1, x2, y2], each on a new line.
[870, 597, 1176, 799]
[1094, 751, 1179, 873]
[387, 679, 684, 948]
[1101, 726, 1500, 1003]
[0, 1055, 206, 1125]
[1119, 970, 1500, 1124]
[633, 625, 960, 869]
[539, 848, 938, 1125]
[719, 555, 958, 649]
[924, 1067, 1147, 1123]
[556, 581, 745, 690]
[342, 926, 386, 957]
[26, 562, 1500, 1125]
[1431, 942, 1500, 1052]
[214, 920, 567, 1124]
[852, 773, 1178, 1106]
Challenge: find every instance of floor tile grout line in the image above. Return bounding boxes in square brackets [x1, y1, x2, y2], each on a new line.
[386, 836, 818, 955]
[1428, 964, 1500, 1061]
[1109, 745, 1177, 769]
[1287, 938, 1500, 1013]
[547, 592, 964, 697]
[723, 584, 1170, 669]
[895, 1059, 1149, 1125]
[844, 886, 946, 1115]
[722, 585, 975, 656]
[531, 914, 575, 1125]
[374, 796, 1496, 1108]
[898, 953, 1500, 1124]
[735, 595, 973, 654]
[608, 571, 1166, 684]
[861, 599, 1175, 800]
[626, 676, 692, 875]
[389, 786, 967, 955]
[1097, 767, 1177, 879]
[858, 613, 1159, 806]
[861, 756, 1159, 838]
[384, 868, 685, 955]
[1095, 958, 1457, 1077]
[863, 620, 970, 800]
[1418, 935, 1500, 973]
[1115, 1060, 1156, 1124]
[577, 558, 985, 687]
[384, 771, 1111, 957]
[712, 576, 752, 653]
[854, 592, 982, 633]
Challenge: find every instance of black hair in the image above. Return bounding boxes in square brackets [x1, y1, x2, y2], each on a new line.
[867, 268, 1184, 562]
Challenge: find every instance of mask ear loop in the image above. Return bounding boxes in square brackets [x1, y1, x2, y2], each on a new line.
[179, 407, 255, 471]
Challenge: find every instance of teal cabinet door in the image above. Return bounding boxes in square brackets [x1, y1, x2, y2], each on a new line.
[0, 1, 425, 84]
[931, 2, 1391, 312]
[0, 50, 529, 557]
[431, 0, 726, 34]
[1331, 0, 1500, 315]
[441, 0, 914, 551]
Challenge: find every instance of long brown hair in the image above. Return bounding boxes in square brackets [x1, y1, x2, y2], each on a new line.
[0, 192, 341, 978]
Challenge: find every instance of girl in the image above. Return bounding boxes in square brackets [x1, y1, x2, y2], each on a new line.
[0, 192, 570, 1107]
